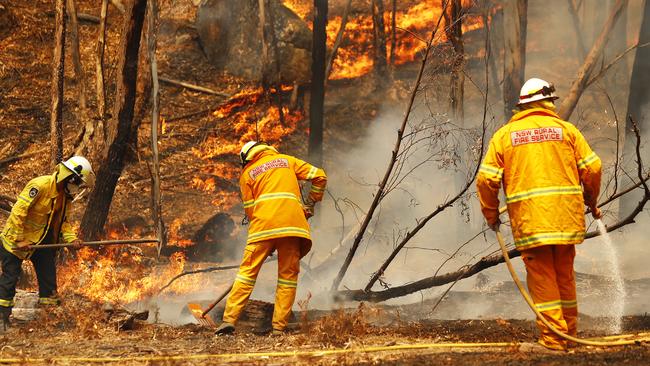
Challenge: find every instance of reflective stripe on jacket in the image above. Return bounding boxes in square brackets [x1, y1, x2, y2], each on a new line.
[476, 108, 602, 250]
[0, 172, 78, 259]
[240, 148, 327, 257]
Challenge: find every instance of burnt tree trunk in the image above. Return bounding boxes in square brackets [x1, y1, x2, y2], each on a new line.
[308, 0, 327, 167]
[50, 0, 67, 165]
[146, 0, 165, 256]
[81, 0, 148, 241]
[67, 0, 87, 112]
[445, 0, 464, 123]
[372, 0, 388, 81]
[96, 0, 109, 119]
[502, 0, 527, 119]
[622, 0, 650, 216]
[259, 0, 284, 124]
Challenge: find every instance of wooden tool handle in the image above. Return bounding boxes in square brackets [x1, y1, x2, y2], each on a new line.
[201, 283, 234, 317]
[27, 238, 159, 250]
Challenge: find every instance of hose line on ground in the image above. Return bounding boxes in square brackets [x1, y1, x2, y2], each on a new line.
[495, 229, 649, 347]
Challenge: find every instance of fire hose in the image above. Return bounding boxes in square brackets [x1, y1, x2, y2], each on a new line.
[495, 228, 649, 347]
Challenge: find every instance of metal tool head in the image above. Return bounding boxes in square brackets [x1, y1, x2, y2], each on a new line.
[187, 303, 217, 328]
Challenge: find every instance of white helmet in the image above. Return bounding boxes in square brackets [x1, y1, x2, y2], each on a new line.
[62, 156, 94, 184]
[517, 78, 559, 106]
[239, 141, 261, 167]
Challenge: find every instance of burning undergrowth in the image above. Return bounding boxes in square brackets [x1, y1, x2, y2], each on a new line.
[284, 0, 486, 80]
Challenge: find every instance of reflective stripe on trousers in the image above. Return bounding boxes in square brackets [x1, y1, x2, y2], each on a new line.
[222, 237, 301, 331]
[521, 244, 577, 349]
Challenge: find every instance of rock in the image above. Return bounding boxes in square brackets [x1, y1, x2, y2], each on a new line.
[11, 290, 40, 321]
[196, 0, 311, 84]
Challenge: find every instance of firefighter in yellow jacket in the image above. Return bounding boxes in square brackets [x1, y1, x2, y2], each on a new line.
[216, 141, 327, 335]
[0, 156, 94, 333]
[476, 78, 602, 350]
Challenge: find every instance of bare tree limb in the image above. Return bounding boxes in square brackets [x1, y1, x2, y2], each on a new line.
[325, 0, 352, 81]
[158, 76, 229, 97]
[331, 0, 452, 291]
[558, 0, 627, 120]
[363, 1, 491, 292]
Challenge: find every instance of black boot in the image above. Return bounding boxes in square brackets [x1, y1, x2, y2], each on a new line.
[0, 307, 10, 334]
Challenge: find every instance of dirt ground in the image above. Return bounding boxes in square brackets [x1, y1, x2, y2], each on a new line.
[0, 303, 648, 365]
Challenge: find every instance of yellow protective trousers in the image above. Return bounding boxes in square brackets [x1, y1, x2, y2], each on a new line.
[521, 245, 577, 350]
[222, 237, 301, 331]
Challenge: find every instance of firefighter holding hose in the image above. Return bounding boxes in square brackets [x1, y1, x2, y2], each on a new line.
[0, 156, 94, 333]
[215, 141, 326, 336]
[476, 78, 602, 350]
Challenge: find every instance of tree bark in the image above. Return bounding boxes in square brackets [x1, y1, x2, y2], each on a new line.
[557, 0, 627, 120]
[502, 0, 527, 120]
[445, 0, 465, 123]
[308, 0, 327, 167]
[80, 0, 148, 241]
[147, 0, 165, 257]
[372, 0, 388, 81]
[66, 0, 87, 112]
[96, 0, 109, 119]
[325, 0, 352, 80]
[50, 0, 67, 166]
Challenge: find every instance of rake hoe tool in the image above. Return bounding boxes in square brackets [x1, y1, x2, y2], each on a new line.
[188, 283, 233, 327]
[26, 238, 159, 250]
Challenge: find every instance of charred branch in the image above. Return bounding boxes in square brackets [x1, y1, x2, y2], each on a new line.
[331, 0, 452, 291]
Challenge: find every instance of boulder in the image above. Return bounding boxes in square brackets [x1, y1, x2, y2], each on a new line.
[196, 0, 311, 84]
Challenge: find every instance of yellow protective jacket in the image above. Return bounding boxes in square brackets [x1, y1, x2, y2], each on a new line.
[240, 147, 327, 257]
[0, 172, 78, 259]
[476, 108, 602, 250]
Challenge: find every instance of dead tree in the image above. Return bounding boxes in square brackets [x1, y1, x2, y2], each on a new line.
[502, 0, 527, 119]
[258, 0, 284, 123]
[332, 0, 451, 291]
[444, 0, 464, 123]
[96, 0, 109, 119]
[558, 0, 627, 120]
[66, 0, 87, 113]
[325, 0, 352, 80]
[146, 0, 165, 256]
[81, 0, 148, 241]
[372, 0, 388, 80]
[363, 3, 491, 293]
[308, 0, 327, 167]
[50, 0, 66, 165]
